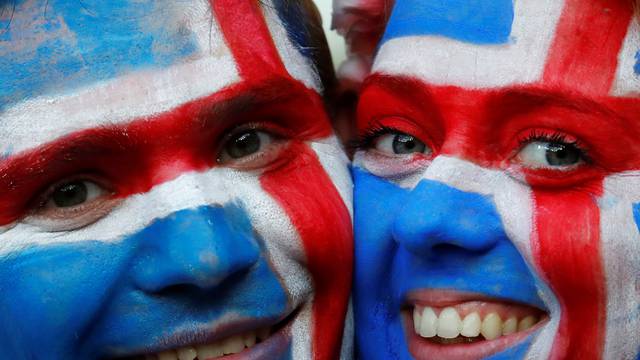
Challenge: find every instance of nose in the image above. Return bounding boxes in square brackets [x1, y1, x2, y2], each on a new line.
[392, 180, 503, 257]
[131, 203, 260, 293]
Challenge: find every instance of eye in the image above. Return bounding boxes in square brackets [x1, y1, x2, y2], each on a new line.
[47, 180, 103, 208]
[25, 178, 119, 231]
[374, 132, 430, 156]
[217, 127, 284, 168]
[517, 141, 585, 169]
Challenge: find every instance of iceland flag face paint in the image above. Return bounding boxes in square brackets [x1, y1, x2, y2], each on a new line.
[0, 1, 353, 359]
[336, 0, 640, 359]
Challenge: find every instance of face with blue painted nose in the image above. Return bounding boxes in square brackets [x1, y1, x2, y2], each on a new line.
[334, 0, 640, 359]
[0, 1, 353, 359]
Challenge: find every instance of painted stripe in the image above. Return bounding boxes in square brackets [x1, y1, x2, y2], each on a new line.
[600, 173, 640, 360]
[612, 17, 640, 97]
[0, 3, 238, 156]
[0, 0, 200, 112]
[541, 0, 633, 97]
[382, 0, 514, 45]
[372, 0, 564, 88]
[531, 182, 606, 359]
[261, 142, 353, 360]
[262, 1, 322, 92]
[213, 0, 288, 81]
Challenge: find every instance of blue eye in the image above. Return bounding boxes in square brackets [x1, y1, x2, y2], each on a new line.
[374, 132, 430, 156]
[517, 141, 584, 169]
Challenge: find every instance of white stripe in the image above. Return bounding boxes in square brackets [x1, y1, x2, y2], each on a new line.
[0, 0, 239, 156]
[310, 136, 353, 220]
[261, 1, 323, 92]
[611, 17, 640, 97]
[372, 0, 564, 89]
[600, 172, 640, 360]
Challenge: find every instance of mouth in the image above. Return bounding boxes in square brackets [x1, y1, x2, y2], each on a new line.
[118, 307, 299, 360]
[403, 291, 548, 360]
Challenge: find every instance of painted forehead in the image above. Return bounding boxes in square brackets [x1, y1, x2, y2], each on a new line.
[374, 0, 640, 97]
[0, 0, 324, 155]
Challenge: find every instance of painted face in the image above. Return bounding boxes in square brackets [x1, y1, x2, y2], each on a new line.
[0, 1, 353, 359]
[336, 0, 640, 359]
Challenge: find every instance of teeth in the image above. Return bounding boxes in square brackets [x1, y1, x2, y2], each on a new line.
[419, 307, 438, 338]
[460, 312, 481, 337]
[502, 317, 518, 335]
[222, 335, 245, 355]
[145, 327, 271, 360]
[518, 315, 538, 331]
[481, 313, 502, 340]
[413, 306, 542, 342]
[197, 344, 224, 359]
[437, 307, 462, 339]
[158, 351, 178, 360]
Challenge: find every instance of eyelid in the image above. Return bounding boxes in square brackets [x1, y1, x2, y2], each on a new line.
[513, 128, 591, 164]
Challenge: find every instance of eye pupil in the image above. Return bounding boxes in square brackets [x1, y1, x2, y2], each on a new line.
[227, 130, 261, 159]
[52, 181, 88, 208]
[393, 134, 426, 154]
[545, 143, 580, 166]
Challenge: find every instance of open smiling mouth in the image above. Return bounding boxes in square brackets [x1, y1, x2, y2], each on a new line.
[119, 307, 299, 360]
[403, 293, 548, 360]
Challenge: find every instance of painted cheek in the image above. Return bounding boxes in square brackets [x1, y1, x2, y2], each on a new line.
[531, 184, 606, 359]
[261, 142, 352, 360]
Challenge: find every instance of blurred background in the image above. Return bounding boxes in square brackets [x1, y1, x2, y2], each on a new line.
[313, 0, 347, 69]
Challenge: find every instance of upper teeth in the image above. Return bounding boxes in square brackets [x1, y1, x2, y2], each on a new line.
[145, 327, 271, 360]
[413, 306, 540, 341]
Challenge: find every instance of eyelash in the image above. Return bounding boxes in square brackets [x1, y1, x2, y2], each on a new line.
[350, 125, 399, 151]
[519, 130, 592, 163]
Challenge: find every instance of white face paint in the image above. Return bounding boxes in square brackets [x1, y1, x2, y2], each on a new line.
[0, 1, 352, 359]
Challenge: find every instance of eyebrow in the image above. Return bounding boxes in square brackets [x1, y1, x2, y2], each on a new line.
[363, 75, 630, 129]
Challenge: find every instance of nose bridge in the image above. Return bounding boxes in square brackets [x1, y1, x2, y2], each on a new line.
[393, 157, 506, 256]
[132, 203, 260, 293]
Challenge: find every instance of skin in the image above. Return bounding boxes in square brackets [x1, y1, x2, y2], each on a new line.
[0, 1, 352, 359]
[337, 0, 640, 359]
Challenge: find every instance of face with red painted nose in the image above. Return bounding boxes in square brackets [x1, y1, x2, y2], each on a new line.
[335, 0, 640, 359]
[0, 1, 353, 359]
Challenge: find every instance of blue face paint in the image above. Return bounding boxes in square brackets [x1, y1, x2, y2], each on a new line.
[352, 168, 544, 360]
[382, 0, 514, 46]
[0, 0, 199, 112]
[634, 51, 640, 75]
[633, 203, 640, 232]
[0, 203, 291, 359]
[273, 2, 316, 63]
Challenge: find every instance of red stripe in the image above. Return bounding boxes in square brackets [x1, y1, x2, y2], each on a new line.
[531, 182, 606, 359]
[213, 0, 289, 81]
[0, 78, 332, 225]
[261, 142, 353, 360]
[542, 0, 633, 96]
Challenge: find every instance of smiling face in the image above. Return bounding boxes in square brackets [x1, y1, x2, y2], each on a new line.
[335, 0, 640, 359]
[0, 1, 353, 359]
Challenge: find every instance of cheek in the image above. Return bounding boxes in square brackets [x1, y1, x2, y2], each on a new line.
[0, 241, 129, 355]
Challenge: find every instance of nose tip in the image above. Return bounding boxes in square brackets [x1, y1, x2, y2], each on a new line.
[392, 180, 503, 257]
[131, 204, 260, 293]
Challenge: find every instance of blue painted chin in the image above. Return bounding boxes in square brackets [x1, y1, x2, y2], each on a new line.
[352, 168, 545, 360]
[0, 203, 292, 359]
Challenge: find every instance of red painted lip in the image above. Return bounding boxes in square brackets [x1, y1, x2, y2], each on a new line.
[403, 290, 548, 360]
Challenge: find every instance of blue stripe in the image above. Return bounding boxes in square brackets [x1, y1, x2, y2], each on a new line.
[0, 203, 289, 359]
[0, 0, 199, 112]
[382, 0, 514, 45]
[634, 203, 640, 232]
[634, 51, 640, 75]
[273, 2, 315, 63]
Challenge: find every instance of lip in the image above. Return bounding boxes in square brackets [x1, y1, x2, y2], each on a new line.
[403, 290, 548, 360]
[111, 305, 301, 360]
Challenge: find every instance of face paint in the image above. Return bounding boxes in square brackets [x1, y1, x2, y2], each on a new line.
[334, 0, 640, 359]
[0, 1, 353, 359]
